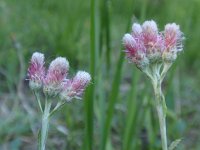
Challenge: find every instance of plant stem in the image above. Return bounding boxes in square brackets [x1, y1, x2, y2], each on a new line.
[153, 79, 168, 150]
[34, 91, 43, 113]
[157, 104, 168, 150]
[39, 100, 51, 150]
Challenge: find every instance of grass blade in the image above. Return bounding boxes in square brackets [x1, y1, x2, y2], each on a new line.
[83, 0, 99, 149]
[100, 51, 125, 150]
[122, 71, 139, 150]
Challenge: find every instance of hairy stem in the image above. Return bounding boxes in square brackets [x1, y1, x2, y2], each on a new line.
[34, 91, 43, 113]
[153, 79, 168, 150]
[161, 63, 172, 82]
[39, 100, 51, 150]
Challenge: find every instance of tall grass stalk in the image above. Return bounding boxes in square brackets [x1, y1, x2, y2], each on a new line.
[100, 51, 125, 150]
[99, 1, 137, 149]
[83, 0, 99, 149]
[104, 0, 111, 69]
[122, 71, 139, 150]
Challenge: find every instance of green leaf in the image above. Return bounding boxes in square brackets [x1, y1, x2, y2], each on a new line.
[83, 0, 99, 149]
[38, 130, 41, 150]
[169, 139, 182, 150]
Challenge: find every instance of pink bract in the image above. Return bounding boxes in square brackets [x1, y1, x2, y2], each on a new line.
[44, 57, 69, 86]
[28, 52, 45, 89]
[164, 23, 183, 51]
[60, 71, 91, 101]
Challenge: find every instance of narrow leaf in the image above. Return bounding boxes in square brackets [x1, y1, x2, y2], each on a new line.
[38, 130, 41, 150]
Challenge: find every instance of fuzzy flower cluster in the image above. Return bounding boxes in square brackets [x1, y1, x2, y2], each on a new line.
[27, 52, 91, 101]
[123, 20, 184, 70]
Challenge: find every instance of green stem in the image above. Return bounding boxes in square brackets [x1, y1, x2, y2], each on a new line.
[153, 79, 168, 150]
[33, 91, 43, 113]
[49, 101, 66, 117]
[39, 100, 51, 150]
[157, 104, 168, 150]
[161, 63, 172, 82]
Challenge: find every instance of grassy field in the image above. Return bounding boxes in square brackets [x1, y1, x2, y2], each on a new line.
[0, 0, 200, 150]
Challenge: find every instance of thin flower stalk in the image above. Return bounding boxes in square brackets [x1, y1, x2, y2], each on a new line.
[40, 98, 51, 150]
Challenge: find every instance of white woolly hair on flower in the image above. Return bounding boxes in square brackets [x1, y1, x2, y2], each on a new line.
[164, 23, 184, 52]
[48, 57, 69, 72]
[122, 34, 136, 47]
[74, 71, 91, 84]
[142, 20, 158, 33]
[164, 23, 180, 32]
[28, 52, 45, 90]
[31, 52, 45, 64]
[132, 23, 143, 35]
[59, 71, 91, 102]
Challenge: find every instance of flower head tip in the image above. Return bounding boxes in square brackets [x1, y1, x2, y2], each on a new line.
[44, 57, 69, 96]
[28, 52, 45, 90]
[59, 71, 91, 102]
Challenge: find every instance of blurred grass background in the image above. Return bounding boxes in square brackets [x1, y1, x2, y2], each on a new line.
[0, 0, 200, 150]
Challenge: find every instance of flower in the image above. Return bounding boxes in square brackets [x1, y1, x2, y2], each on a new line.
[164, 23, 183, 51]
[123, 20, 184, 70]
[28, 52, 45, 90]
[123, 33, 149, 70]
[59, 71, 91, 102]
[142, 20, 159, 47]
[162, 23, 184, 62]
[142, 20, 164, 62]
[43, 57, 69, 96]
[132, 23, 143, 38]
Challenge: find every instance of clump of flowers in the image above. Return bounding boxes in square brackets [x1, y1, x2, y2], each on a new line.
[123, 20, 184, 150]
[27, 52, 91, 150]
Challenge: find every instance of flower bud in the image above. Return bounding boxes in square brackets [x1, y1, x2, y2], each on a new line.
[132, 23, 142, 37]
[164, 23, 182, 50]
[44, 57, 69, 96]
[123, 34, 137, 56]
[28, 52, 45, 90]
[59, 71, 91, 102]
[142, 20, 158, 40]
[163, 23, 184, 63]
[123, 34, 148, 70]
[142, 20, 164, 62]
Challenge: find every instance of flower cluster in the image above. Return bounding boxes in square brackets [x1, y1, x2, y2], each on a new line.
[123, 20, 184, 70]
[27, 52, 91, 101]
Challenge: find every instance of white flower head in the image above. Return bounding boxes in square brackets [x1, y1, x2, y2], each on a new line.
[132, 23, 143, 36]
[142, 20, 158, 34]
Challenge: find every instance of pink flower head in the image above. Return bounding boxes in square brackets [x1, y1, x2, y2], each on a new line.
[142, 20, 164, 54]
[123, 34, 138, 56]
[132, 23, 143, 38]
[71, 71, 91, 96]
[59, 71, 91, 101]
[164, 23, 183, 52]
[44, 57, 69, 96]
[123, 20, 184, 73]
[28, 52, 45, 90]
[123, 33, 148, 69]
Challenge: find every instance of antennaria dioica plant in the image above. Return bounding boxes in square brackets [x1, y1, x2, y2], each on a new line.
[123, 20, 184, 150]
[27, 52, 91, 150]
